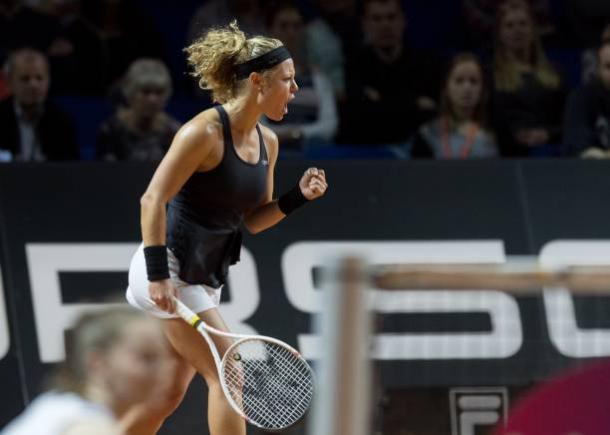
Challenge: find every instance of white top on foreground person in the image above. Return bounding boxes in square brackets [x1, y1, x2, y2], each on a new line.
[0, 391, 116, 435]
[0, 307, 170, 435]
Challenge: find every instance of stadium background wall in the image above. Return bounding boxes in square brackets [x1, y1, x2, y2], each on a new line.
[0, 160, 609, 435]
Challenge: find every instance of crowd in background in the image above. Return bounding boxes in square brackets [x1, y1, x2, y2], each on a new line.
[1, 0, 609, 161]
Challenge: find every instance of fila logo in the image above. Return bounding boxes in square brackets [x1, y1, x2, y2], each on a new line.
[449, 387, 508, 435]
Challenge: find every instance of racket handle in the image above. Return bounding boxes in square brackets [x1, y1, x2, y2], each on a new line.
[172, 297, 201, 327]
[171, 297, 236, 339]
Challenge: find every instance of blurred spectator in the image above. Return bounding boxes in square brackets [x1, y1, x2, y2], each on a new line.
[582, 20, 610, 83]
[412, 53, 498, 159]
[263, 0, 338, 152]
[81, 0, 165, 94]
[96, 59, 180, 161]
[462, 0, 555, 50]
[337, 0, 440, 147]
[43, 0, 105, 95]
[1, 0, 105, 95]
[305, 0, 360, 97]
[565, 0, 610, 47]
[563, 39, 610, 158]
[0, 68, 9, 99]
[188, 0, 264, 43]
[0, 0, 56, 63]
[491, 0, 566, 157]
[0, 48, 78, 161]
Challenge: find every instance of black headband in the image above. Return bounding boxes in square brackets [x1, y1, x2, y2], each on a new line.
[234, 46, 292, 80]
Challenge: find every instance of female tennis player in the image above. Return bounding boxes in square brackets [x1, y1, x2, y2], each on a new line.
[125, 21, 328, 435]
[1, 308, 170, 435]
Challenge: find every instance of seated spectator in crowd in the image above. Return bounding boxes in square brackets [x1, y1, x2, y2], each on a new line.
[491, 0, 567, 157]
[305, 0, 360, 97]
[96, 59, 180, 162]
[0, 0, 56, 64]
[188, 0, 264, 43]
[0, 48, 78, 161]
[582, 20, 610, 83]
[263, 0, 338, 152]
[43, 0, 105, 95]
[462, 0, 555, 50]
[563, 39, 610, 158]
[0, 68, 9, 99]
[1, 307, 171, 435]
[412, 53, 498, 159]
[1, 0, 104, 95]
[337, 0, 440, 147]
[81, 0, 165, 93]
[565, 0, 610, 48]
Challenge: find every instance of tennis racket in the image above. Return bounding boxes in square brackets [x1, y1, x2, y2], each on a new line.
[172, 297, 315, 431]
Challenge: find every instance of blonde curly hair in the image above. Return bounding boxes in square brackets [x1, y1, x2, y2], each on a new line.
[185, 21, 283, 103]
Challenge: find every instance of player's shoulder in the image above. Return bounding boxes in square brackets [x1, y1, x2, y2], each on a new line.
[173, 108, 222, 148]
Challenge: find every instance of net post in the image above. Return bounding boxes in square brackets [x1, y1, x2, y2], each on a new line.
[308, 255, 372, 435]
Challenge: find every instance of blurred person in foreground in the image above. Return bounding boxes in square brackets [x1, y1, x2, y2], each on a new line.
[563, 38, 610, 158]
[0, 307, 170, 435]
[96, 58, 180, 162]
[0, 47, 78, 161]
[412, 53, 498, 159]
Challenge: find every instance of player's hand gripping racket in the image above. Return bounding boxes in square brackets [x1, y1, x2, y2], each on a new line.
[172, 297, 315, 431]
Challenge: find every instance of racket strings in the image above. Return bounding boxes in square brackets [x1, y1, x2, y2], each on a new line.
[222, 340, 314, 429]
[225, 345, 312, 424]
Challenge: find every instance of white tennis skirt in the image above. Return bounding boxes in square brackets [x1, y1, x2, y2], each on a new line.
[126, 243, 222, 319]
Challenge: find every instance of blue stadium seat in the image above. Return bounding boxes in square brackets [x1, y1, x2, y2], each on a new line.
[547, 48, 583, 88]
[303, 144, 402, 160]
[53, 96, 113, 161]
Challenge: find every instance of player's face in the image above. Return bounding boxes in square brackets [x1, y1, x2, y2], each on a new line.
[447, 61, 483, 113]
[499, 8, 534, 53]
[101, 318, 171, 409]
[599, 45, 610, 90]
[260, 59, 298, 121]
[9, 55, 50, 109]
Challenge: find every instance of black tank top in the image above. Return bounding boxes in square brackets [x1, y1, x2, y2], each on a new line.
[167, 105, 269, 287]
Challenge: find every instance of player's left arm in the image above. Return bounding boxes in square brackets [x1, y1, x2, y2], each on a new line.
[243, 126, 327, 234]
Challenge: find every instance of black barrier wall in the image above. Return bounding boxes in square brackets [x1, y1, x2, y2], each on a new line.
[1, 160, 610, 435]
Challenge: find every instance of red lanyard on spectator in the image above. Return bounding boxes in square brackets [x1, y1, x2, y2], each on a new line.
[441, 117, 479, 159]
